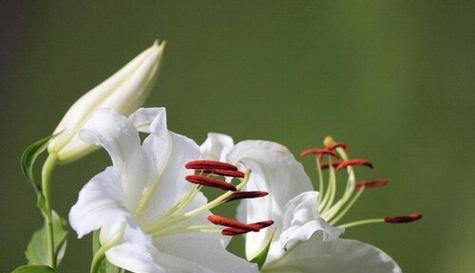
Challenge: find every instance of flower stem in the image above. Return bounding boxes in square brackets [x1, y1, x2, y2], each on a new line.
[90, 223, 126, 273]
[41, 154, 58, 268]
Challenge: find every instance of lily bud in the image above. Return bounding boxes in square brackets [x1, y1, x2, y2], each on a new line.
[48, 40, 165, 163]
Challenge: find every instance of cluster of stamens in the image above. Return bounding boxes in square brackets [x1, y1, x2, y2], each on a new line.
[185, 160, 274, 236]
[300, 136, 422, 229]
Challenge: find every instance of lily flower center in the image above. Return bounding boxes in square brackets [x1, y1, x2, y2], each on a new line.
[141, 160, 273, 238]
[301, 136, 421, 229]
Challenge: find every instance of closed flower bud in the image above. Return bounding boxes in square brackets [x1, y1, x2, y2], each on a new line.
[48, 40, 165, 163]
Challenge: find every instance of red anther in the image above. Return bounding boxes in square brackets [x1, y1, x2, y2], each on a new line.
[185, 175, 237, 191]
[225, 191, 269, 202]
[185, 160, 238, 171]
[356, 179, 389, 189]
[327, 143, 349, 151]
[210, 169, 245, 178]
[249, 220, 274, 230]
[300, 148, 338, 158]
[221, 227, 249, 236]
[336, 159, 373, 170]
[384, 212, 422, 223]
[320, 160, 342, 170]
[208, 215, 259, 232]
[221, 220, 274, 236]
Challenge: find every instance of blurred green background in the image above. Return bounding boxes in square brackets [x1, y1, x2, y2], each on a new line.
[1, 1, 474, 272]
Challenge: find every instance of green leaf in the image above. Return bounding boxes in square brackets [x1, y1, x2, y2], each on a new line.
[20, 134, 55, 210]
[11, 265, 57, 273]
[25, 211, 68, 266]
[92, 231, 123, 273]
[249, 233, 274, 269]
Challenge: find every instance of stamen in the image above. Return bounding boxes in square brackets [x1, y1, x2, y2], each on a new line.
[221, 220, 274, 236]
[384, 213, 422, 223]
[326, 143, 349, 151]
[320, 160, 342, 170]
[208, 169, 245, 178]
[336, 159, 373, 170]
[225, 191, 269, 202]
[300, 148, 338, 159]
[250, 220, 274, 229]
[222, 227, 249, 236]
[208, 215, 259, 232]
[355, 179, 389, 189]
[186, 175, 237, 191]
[185, 160, 238, 171]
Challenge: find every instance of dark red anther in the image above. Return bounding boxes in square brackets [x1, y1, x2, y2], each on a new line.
[208, 215, 259, 232]
[300, 148, 338, 159]
[384, 212, 422, 223]
[327, 143, 349, 151]
[320, 160, 342, 170]
[221, 220, 274, 236]
[185, 160, 238, 171]
[225, 191, 269, 202]
[222, 227, 249, 236]
[336, 159, 373, 170]
[210, 169, 245, 178]
[356, 179, 389, 190]
[186, 175, 237, 191]
[249, 220, 274, 230]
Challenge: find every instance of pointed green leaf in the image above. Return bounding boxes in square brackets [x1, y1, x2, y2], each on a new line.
[11, 265, 57, 273]
[25, 211, 68, 266]
[20, 134, 56, 210]
[249, 233, 274, 269]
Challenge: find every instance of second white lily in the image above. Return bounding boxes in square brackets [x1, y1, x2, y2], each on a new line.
[201, 133, 405, 273]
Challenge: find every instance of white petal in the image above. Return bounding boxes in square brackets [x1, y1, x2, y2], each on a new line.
[137, 132, 202, 223]
[133, 108, 201, 223]
[200, 133, 234, 160]
[226, 140, 313, 259]
[129, 107, 164, 133]
[264, 235, 401, 273]
[266, 191, 343, 262]
[154, 232, 259, 273]
[105, 223, 166, 273]
[69, 167, 130, 238]
[79, 109, 151, 210]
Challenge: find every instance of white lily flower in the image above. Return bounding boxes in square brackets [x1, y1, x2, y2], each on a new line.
[201, 134, 419, 273]
[48, 41, 165, 163]
[69, 109, 262, 273]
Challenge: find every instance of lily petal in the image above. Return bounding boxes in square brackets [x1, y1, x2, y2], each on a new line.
[129, 107, 164, 133]
[200, 133, 234, 161]
[134, 108, 202, 223]
[225, 140, 313, 260]
[69, 167, 130, 238]
[79, 109, 151, 210]
[264, 235, 401, 273]
[155, 231, 259, 273]
[105, 223, 165, 273]
[266, 191, 343, 263]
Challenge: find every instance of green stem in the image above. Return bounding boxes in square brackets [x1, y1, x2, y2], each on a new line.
[41, 154, 58, 268]
[90, 223, 126, 273]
